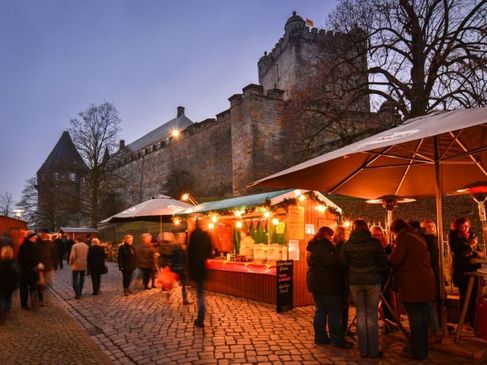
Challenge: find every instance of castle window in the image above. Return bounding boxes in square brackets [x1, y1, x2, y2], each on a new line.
[70, 172, 76, 182]
[54, 172, 59, 181]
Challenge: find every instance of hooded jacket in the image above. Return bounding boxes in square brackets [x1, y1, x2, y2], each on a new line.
[341, 229, 389, 286]
[306, 237, 346, 295]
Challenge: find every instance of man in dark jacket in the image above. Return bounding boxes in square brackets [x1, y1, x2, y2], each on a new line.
[187, 220, 212, 328]
[390, 219, 435, 360]
[307, 226, 351, 348]
[118, 235, 136, 296]
[17, 231, 41, 309]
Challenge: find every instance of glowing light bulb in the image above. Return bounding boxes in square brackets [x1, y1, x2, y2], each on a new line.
[272, 218, 279, 225]
[316, 205, 327, 213]
[210, 215, 219, 223]
[264, 211, 271, 219]
[235, 221, 243, 229]
[171, 129, 180, 138]
[173, 218, 181, 226]
[298, 194, 306, 202]
[208, 222, 215, 230]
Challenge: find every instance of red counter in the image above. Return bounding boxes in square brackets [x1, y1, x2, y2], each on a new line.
[206, 259, 277, 304]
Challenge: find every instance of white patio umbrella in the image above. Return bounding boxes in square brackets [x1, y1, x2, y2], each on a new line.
[250, 107, 487, 329]
[100, 195, 193, 232]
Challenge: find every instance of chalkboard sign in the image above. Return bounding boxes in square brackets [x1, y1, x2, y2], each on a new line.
[276, 260, 293, 313]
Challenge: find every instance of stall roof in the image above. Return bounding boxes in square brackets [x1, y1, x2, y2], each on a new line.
[59, 227, 98, 234]
[180, 189, 342, 215]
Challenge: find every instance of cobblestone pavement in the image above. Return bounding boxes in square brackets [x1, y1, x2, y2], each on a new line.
[31, 261, 470, 365]
[0, 290, 112, 365]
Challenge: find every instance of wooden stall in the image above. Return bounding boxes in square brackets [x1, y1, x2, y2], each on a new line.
[181, 189, 342, 307]
[59, 227, 98, 241]
[0, 215, 28, 256]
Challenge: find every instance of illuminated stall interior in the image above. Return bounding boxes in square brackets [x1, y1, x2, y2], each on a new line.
[177, 189, 342, 306]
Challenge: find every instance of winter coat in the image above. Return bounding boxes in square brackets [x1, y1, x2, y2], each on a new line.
[171, 244, 187, 276]
[55, 238, 66, 257]
[341, 230, 389, 286]
[448, 230, 481, 287]
[423, 233, 440, 298]
[306, 237, 346, 295]
[17, 239, 41, 283]
[38, 239, 58, 270]
[0, 259, 19, 294]
[389, 229, 435, 303]
[136, 244, 156, 269]
[69, 242, 89, 271]
[187, 228, 212, 282]
[88, 245, 106, 273]
[118, 243, 136, 271]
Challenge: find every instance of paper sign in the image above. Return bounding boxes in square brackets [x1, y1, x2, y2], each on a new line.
[287, 206, 305, 240]
[305, 224, 315, 235]
[288, 239, 300, 261]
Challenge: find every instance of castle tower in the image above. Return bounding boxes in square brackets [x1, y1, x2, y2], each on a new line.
[258, 12, 370, 112]
[37, 131, 88, 229]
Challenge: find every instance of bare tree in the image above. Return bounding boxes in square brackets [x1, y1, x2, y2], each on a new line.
[70, 102, 122, 227]
[287, 0, 486, 159]
[16, 177, 38, 227]
[327, 0, 487, 119]
[0, 192, 14, 216]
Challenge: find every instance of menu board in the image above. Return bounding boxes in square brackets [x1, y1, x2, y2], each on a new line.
[287, 206, 305, 240]
[276, 260, 293, 313]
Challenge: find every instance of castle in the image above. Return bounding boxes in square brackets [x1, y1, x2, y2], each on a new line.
[38, 12, 395, 226]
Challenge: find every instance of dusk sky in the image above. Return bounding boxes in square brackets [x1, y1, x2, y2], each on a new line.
[0, 0, 336, 203]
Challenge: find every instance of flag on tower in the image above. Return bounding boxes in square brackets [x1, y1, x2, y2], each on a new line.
[305, 18, 314, 27]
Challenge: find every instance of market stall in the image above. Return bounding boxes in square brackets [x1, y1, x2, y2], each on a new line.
[178, 189, 342, 307]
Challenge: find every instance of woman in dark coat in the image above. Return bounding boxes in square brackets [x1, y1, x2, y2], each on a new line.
[17, 231, 41, 309]
[308, 226, 351, 348]
[389, 219, 435, 360]
[88, 238, 106, 295]
[341, 220, 388, 358]
[448, 217, 482, 328]
[118, 235, 136, 296]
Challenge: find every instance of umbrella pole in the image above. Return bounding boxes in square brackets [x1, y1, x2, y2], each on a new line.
[434, 136, 448, 335]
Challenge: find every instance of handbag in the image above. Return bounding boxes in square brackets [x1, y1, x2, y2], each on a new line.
[101, 264, 108, 274]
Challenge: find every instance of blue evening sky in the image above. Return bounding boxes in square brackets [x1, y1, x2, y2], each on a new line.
[0, 0, 336, 202]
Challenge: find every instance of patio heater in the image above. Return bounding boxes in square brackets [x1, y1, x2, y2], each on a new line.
[457, 182, 487, 258]
[365, 195, 416, 239]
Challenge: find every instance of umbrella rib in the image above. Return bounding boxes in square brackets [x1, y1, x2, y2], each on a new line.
[450, 132, 487, 177]
[394, 139, 424, 196]
[329, 146, 394, 194]
[362, 151, 431, 163]
[442, 145, 487, 161]
[364, 161, 431, 170]
[440, 129, 464, 159]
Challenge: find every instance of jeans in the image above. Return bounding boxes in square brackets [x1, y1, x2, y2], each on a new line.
[122, 270, 133, 289]
[91, 271, 101, 294]
[312, 293, 345, 344]
[403, 302, 430, 359]
[0, 292, 12, 314]
[349, 284, 381, 357]
[72, 270, 85, 297]
[19, 273, 37, 308]
[195, 280, 206, 324]
[426, 301, 440, 333]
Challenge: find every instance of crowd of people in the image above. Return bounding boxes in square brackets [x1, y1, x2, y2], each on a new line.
[0, 222, 214, 329]
[0, 216, 483, 359]
[306, 217, 484, 360]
